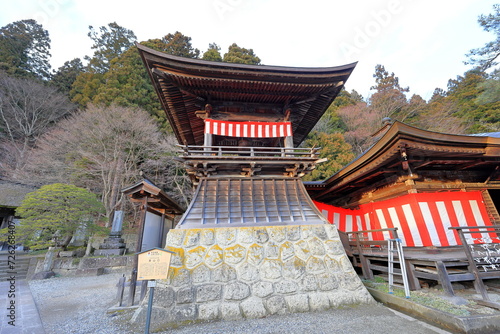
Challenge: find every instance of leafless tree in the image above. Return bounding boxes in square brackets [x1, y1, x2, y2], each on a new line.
[0, 74, 74, 175]
[24, 104, 190, 224]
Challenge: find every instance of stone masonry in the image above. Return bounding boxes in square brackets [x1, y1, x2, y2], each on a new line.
[132, 224, 374, 330]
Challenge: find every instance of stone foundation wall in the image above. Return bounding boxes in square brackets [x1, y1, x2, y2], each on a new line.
[132, 224, 374, 330]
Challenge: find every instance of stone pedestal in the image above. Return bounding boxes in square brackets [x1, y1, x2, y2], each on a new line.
[94, 234, 127, 256]
[131, 224, 374, 330]
[94, 211, 127, 256]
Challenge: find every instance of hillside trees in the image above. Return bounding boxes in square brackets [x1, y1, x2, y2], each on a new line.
[0, 74, 75, 176]
[302, 132, 354, 181]
[23, 104, 190, 222]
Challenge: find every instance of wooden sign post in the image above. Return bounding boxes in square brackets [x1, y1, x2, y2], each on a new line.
[137, 248, 174, 334]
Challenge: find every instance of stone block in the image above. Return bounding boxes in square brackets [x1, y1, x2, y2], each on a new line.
[300, 226, 314, 239]
[240, 297, 267, 318]
[267, 226, 286, 243]
[167, 230, 186, 247]
[308, 237, 325, 256]
[252, 281, 274, 298]
[294, 240, 311, 261]
[173, 304, 197, 322]
[165, 247, 184, 268]
[153, 286, 175, 308]
[198, 303, 219, 320]
[282, 258, 305, 280]
[265, 242, 279, 259]
[205, 245, 223, 268]
[260, 260, 282, 280]
[224, 244, 246, 265]
[339, 256, 355, 273]
[184, 230, 200, 247]
[306, 257, 325, 274]
[185, 246, 206, 269]
[324, 240, 344, 255]
[237, 263, 260, 282]
[224, 282, 250, 301]
[340, 275, 364, 291]
[93, 249, 125, 256]
[274, 280, 298, 294]
[220, 302, 242, 320]
[324, 224, 340, 240]
[317, 272, 338, 291]
[312, 225, 328, 240]
[58, 250, 76, 257]
[216, 228, 237, 247]
[286, 226, 301, 241]
[309, 293, 330, 311]
[176, 287, 194, 304]
[279, 241, 294, 261]
[265, 295, 287, 315]
[31, 271, 55, 280]
[192, 264, 211, 283]
[238, 227, 254, 244]
[170, 268, 191, 287]
[324, 255, 341, 272]
[196, 284, 222, 302]
[200, 229, 215, 246]
[212, 263, 237, 282]
[247, 244, 264, 266]
[300, 274, 318, 291]
[74, 268, 104, 276]
[253, 228, 269, 244]
[285, 294, 309, 313]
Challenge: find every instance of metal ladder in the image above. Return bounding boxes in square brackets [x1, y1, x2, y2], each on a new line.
[388, 238, 410, 298]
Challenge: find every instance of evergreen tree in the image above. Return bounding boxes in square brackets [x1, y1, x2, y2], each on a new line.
[202, 43, 223, 62]
[223, 43, 261, 65]
[0, 19, 51, 80]
[51, 58, 85, 94]
[85, 22, 137, 73]
[466, 4, 500, 70]
[11, 183, 105, 250]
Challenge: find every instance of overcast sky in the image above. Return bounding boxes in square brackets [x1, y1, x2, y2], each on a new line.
[1, 0, 498, 101]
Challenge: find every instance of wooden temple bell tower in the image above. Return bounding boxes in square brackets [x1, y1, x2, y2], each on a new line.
[134, 44, 373, 329]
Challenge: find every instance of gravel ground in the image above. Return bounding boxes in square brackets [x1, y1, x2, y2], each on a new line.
[29, 273, 450, 334]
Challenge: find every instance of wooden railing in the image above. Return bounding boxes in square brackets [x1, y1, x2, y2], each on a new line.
[342, 228, 400, 279]
[449, 225, 500, 301]
[177, 145, 321, 158]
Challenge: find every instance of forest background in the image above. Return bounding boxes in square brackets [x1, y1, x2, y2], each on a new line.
[0, 5, 499, 230]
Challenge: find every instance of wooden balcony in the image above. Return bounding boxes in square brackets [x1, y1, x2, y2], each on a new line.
[176, 145, 325, 182]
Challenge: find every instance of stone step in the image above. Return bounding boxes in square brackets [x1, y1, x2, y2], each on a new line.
[0, 257, 32, 280]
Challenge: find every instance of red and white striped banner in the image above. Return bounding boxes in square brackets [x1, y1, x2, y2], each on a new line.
[205, 119, 292, 138]
[314, 191, 497, 247]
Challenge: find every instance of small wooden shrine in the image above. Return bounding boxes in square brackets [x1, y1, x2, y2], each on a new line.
[132, 44, 373, 329]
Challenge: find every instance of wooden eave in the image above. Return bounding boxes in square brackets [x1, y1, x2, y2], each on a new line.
[137, 43, 357, 147]
[313, 122, 500, 203]
[122, 180, 184, 215]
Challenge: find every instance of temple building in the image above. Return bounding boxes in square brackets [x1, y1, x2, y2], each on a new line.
[308, 121, 500, 301]
[131, 44, 374, 328]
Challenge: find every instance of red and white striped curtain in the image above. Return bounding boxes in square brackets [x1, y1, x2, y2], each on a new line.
[314, 191, 497, 247]
[205, 119, 292, 138]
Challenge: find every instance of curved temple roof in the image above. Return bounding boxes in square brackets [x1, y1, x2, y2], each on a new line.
[137, 43, 357, 146]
